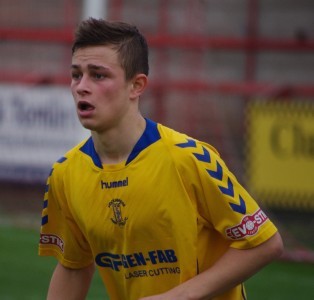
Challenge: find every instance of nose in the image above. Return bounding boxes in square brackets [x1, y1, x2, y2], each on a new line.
[73, 75, 91, 96]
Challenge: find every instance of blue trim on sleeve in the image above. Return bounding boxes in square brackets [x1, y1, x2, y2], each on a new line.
[57, 157, 67, 163]
[43, 199, 48, 209]
[41, 215, 48, 225]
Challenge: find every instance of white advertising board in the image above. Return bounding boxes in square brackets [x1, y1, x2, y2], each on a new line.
[0, 84, 89, 182]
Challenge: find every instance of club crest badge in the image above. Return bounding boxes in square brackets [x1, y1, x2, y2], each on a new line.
[108, 199, 128, 226]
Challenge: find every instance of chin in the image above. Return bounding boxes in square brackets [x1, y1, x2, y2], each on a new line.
[81, 121, 109, 134]
[79, 120, 97, 131]
[79, 117, 115, 133]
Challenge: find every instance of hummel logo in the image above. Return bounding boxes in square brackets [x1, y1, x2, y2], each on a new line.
[101, 177, 129, 189]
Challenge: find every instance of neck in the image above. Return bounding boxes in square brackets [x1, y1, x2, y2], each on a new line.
[91, 114, 146, 165]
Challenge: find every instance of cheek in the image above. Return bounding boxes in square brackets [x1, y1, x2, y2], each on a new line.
[71, 93, 80, 108]
[70, 82, 78, 97]
[70, 86, 76, 98]
[99, 82, 125, 101]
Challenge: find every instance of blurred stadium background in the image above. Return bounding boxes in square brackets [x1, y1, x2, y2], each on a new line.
[0, 0, 313, 299]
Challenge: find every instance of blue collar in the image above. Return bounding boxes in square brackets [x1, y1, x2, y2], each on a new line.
[80, 118, 161, 168]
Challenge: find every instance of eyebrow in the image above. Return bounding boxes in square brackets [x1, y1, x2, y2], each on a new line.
[71, 64, 110, 71]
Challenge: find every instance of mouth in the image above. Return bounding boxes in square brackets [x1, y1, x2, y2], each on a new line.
[78, 101, 95, 111]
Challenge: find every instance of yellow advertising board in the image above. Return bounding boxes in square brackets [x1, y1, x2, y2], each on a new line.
[246, 102, 314, 210]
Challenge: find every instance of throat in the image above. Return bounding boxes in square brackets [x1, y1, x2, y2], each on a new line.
[101, 155, 128, 166]
[93, 136, 132, 165]
[91, 116, 146, 165]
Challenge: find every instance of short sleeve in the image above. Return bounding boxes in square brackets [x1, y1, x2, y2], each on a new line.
[177, 139, 278, 249]
[38, 162, 94, 268]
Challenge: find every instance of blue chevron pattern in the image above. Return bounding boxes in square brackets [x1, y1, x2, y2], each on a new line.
[41, 215, 48, 225]
[218, 177, 234, 197]
[43, 199, 48, 209]
[57, 156, 67, 163]
[176, 139, 196, 148]
[229, 195, 246, 214]
[176, 138, 247, 215]
[41, 158, 66, 226]
[193, 146, 211, 163]
[206, 161, 223, 180]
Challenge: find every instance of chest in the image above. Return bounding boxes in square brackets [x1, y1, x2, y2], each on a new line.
[67, 160, 197, 250]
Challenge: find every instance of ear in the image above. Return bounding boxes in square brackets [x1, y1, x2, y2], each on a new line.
[129, 74, 148, 100]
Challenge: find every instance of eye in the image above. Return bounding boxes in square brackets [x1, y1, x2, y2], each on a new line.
[93, 73, 105, 80]
[71, 72, 82, 80]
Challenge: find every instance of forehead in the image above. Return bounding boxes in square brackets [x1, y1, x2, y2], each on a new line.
[72, 45, 120, 67]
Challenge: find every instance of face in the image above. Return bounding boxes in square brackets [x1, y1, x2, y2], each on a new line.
[71, 45, 134, 132]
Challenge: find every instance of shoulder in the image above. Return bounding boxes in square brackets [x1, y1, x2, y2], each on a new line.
[157, 122, 220, 167]
[50, 138, 89, 177]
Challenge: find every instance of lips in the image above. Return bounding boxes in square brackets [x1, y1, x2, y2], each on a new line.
[78, 101, 95, 111]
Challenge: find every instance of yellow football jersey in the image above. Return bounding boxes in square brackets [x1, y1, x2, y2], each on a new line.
[39, 119, 277, 300]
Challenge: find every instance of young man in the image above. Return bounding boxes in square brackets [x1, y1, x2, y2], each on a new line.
[39, 18, 283, 300]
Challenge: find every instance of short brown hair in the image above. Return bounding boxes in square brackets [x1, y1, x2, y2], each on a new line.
[72, 18, 149, 80]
